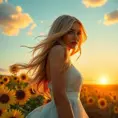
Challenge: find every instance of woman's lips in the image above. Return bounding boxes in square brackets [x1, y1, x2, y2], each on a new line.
[71, 42, 77, 45]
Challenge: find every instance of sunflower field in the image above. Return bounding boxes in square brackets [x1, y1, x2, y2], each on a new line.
[80, 84, 118, 118]
[0, 64, 118, 118]
[0, 65, 51, 118]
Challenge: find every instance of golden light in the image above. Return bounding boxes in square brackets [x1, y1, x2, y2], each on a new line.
[99, 76, 109, 85]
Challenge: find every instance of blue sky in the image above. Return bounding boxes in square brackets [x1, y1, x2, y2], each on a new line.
[0, 0, 118, 84]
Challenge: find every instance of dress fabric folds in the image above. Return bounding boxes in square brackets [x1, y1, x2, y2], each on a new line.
[26, 64, 89, 118]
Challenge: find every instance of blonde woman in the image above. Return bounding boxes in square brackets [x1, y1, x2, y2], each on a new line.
[12, 15, 89, 118]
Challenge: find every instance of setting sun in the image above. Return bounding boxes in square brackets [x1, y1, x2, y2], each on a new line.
[99, 76, 109, 85]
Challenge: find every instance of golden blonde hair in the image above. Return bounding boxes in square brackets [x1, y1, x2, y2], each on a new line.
[11, 15, 87, 97]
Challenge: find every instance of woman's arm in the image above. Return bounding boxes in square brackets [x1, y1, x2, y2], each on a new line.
[48, 45, 74, 118]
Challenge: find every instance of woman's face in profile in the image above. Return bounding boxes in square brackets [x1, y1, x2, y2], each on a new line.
[62, 21, 81, 50]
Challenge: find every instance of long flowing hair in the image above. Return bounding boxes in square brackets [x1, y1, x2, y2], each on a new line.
[11, 15, 87, 98]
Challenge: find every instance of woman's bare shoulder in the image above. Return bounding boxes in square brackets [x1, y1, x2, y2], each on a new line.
[49, 45, 65, 59]
[51, 44, 65, 52]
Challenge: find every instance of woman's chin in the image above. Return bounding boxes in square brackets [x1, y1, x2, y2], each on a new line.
[70, 44, 77, 49]
[67, 46, 76, 50]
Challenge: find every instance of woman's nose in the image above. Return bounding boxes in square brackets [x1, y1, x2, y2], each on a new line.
[73, 33, 79, 41]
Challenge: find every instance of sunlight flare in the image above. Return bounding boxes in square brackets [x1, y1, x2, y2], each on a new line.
[99, 75, 109, 85]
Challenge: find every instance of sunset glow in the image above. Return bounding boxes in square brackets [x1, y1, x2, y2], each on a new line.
[99, 76, 109, 85]
[0, 0, 118, 84]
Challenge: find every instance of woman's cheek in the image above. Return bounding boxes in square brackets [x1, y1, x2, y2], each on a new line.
[67, 35, 73, 41]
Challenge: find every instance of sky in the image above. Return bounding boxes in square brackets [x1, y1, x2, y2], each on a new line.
[0, 0, 118, 84]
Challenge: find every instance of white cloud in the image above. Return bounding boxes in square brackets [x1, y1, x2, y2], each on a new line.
[104, 10, 118, 25]
[82, 0, 107, 8]
[0, 0, 3, 4]
[0, 0, 8, 4]
[0, 3, 35, 36]
[16, 6, 22, 13]
[27, 23, 37, 36]
[5, 0, 8, 3]
[0, 68, 10, 75]
[0, 68, 7, 72]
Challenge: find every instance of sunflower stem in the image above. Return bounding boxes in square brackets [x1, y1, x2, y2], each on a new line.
[19, 106, 28, 113]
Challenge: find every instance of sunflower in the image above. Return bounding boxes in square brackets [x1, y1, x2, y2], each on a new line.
[2, 76, 10, 85]
[82, 86, 88, 93]
[111, 93, 118, 103]
[93, 89, 100, 97]
[114, 105, 118, 114]
[95, 89, 99, 94]
[11, 75, 20, 82]
[15, 87, 31, 105]
[86, 93, 92, 97]
[1, 109, 24, 118]
[0, 86, 16, 109]
[9, 64, 20, 75]
[0, 75, 2, 78]
[86, 96, 95, 105]
[97, 98, 108, 109]
[80, 93, 84, 99]
[19, 73, 29, 83]
[0, 80, 4, 86]
[43, 98, 51, 105]
[0, 108, 6, 117]
[96, 92, 103, 99]
[26, 85, 38, 98]
[108, 92, 113, 99]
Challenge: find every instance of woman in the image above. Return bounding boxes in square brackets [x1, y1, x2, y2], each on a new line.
[11, 15, 89, 118]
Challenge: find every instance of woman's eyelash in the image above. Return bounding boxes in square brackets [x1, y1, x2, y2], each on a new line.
[77, 32, 81, 35]
[68, 30, 81, 35]
[68, 30, 73, 33]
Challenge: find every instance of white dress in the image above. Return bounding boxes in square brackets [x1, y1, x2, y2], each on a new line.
[26, 64, 89, 118]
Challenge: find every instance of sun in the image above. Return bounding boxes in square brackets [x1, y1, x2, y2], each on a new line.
[99, 76, 109, 85]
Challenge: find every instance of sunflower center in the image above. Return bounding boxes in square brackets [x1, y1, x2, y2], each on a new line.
[0, 94, 9, 103]
[89, 99, 93, 103]
[16, 90, 25, 100]
[4, 78, 8, 81]
[101, 101, 105, 106]
[17, 80, 20, 83]
[98, 95, 100, 98]
[0, 109, 2, 116]
[10, 117, 16, 118]
[14, 77, 17, 80]
[0, 82, 3, 85]
[21, 75, 26, 80]
[113, 96, 116, 100]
